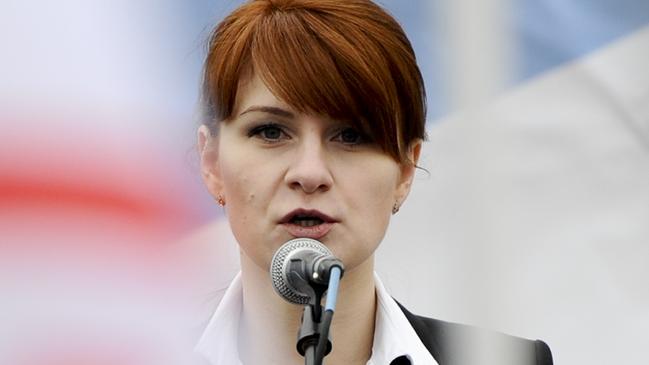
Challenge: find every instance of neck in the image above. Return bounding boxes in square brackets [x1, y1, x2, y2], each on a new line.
[238, 251, 376, 365]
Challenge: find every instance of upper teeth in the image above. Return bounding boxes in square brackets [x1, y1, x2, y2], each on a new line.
[296, 219, 321, 227]
[293, 216, 323, 227]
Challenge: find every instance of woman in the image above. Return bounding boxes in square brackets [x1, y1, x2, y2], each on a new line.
[195, 1, 552, 364]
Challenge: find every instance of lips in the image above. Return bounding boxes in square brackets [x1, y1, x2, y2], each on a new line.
[279, 209, 338, 239]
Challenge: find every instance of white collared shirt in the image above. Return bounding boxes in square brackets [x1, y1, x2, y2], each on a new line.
[195, 272, 437, 365]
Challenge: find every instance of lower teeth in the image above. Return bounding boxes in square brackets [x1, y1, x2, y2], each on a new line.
[296, 220, 321, 227]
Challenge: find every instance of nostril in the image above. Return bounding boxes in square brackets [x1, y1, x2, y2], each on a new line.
[289, 179, 331, 194]
[284, 145, 334, 193]
[285, 168, 333, 193]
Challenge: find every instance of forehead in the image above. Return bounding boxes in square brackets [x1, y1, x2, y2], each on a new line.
[233, 74, 349, 131]
[233, 73, 338, 125]
[233, 74, 286, 114]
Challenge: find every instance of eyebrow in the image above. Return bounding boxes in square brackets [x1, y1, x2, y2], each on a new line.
[238, 106, 295, 118]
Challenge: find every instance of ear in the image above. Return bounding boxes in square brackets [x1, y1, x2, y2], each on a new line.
[198, 125, 224, 200]
[394, 139, 422, 207]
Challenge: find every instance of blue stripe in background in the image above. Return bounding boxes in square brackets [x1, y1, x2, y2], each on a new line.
[514, 0, 649, 81]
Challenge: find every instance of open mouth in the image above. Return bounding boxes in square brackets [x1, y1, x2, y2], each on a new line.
[280, 209, 336, 227]
[280, 209, 336, 239]
[290, 214, 325, 227]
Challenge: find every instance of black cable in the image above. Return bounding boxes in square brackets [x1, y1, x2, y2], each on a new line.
[314, 309, 334, 364]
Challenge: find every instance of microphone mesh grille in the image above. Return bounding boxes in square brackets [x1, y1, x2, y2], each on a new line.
[270, 238, 332, 305]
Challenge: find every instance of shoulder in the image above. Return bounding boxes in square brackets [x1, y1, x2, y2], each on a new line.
[396, 301, 553, 365]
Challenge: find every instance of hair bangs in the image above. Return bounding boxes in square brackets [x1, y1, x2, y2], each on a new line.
[203, 0, 427, 163]
[250, 8, 395, 155]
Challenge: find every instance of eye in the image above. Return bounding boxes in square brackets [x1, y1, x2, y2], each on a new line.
[248, 123, 289, 142]
[334, 127, 366, 145]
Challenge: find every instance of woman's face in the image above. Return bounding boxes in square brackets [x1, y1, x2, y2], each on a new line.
[199, 75, 420, 273]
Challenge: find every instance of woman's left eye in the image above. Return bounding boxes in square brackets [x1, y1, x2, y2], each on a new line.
[334, 127, 365, 145]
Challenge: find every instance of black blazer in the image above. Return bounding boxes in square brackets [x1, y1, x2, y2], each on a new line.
[394, 301, 553, 365]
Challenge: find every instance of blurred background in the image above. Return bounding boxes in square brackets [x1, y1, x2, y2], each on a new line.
[1, 0, 648, 364]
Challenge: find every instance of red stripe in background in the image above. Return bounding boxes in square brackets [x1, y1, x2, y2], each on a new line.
[0, 110, 209, 233]
[0, 178, 159, 221]
[0, 87, 214, 365]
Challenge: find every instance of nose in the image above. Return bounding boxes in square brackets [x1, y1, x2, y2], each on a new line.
[284, 140, 333, 194]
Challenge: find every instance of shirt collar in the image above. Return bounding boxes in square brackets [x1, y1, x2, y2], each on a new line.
[195, 272, 243, 365]
[195, 272, 437, 365]
[370, 273, 438, 365]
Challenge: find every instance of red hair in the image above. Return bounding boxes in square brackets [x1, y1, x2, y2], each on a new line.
[203, 0, 426, 163]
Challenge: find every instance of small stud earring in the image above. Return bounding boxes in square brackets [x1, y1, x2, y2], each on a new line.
[217, 195, 226, 207]
[392, 202, 400, 214]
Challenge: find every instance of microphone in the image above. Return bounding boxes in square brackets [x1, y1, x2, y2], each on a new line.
[270, 238, 345, 364]
[270, 238, 344, 305]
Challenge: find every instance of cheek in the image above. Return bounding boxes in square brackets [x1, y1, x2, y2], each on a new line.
[335, 159, 399, 267]
[220, 156, 261, 229]
[346, 159, 399, 214]
[356, 173, 396, 236]
[220, 161, 265, 263]
[218, 139, 266, 211]
[217, 145, 283, 268]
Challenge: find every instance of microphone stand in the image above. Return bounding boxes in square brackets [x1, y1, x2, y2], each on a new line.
[289, 264, 343, 365]
[289, 272, 332, 365]
[299, 305, 329, 365]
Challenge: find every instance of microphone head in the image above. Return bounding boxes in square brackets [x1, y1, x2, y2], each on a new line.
[270, 238, 332, 305]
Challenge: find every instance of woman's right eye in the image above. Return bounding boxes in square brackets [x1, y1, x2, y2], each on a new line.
[248, 123, 289, 142]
